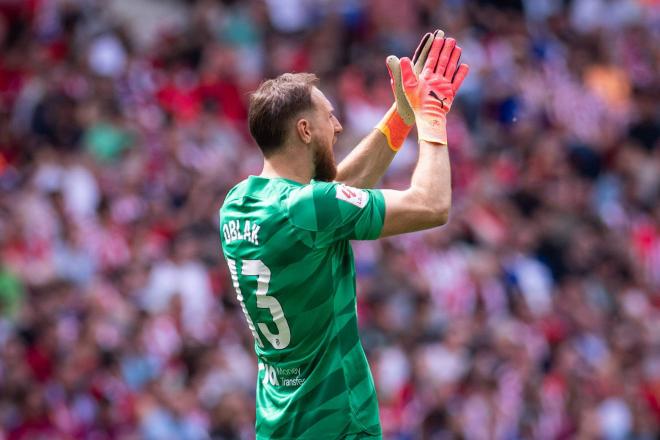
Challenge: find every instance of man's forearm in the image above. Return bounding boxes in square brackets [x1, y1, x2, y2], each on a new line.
[378, 140, 451, 237]
[334, 126, 398, 188]
[411, 140, 451, 216]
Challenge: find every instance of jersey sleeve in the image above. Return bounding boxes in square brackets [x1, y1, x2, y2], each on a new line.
[286, 181, 386, 248]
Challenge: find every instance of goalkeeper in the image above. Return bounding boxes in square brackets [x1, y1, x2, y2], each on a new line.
[219, 30, 469, 439]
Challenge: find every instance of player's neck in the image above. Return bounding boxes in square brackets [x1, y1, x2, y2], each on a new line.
[261, 149, 313, 185]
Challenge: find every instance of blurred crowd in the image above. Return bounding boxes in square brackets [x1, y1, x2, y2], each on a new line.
[0, 0, 658, 438]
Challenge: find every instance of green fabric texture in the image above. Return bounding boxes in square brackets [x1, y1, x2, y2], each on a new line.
[220, 176, 385, 439]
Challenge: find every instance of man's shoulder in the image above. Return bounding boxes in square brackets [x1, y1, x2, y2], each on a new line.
[221, 177, 272, 209]
[287, 181, 374, 233]
[287, 180, 333, 203]
[221, 177, 302, 219]
[222, 178, 249, 202]
[286, 181, 336, 232]
[289, 181, 373, 211]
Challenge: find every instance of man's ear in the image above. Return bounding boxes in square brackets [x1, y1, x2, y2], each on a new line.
[295, 118, 312, 144]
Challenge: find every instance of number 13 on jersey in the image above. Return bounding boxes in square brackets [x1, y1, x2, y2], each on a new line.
[226, 259, 291, 349]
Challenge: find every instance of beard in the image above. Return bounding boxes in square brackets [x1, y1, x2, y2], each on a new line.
[312, 136, 337, 182]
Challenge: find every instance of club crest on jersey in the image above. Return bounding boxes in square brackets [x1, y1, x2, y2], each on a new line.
[336, 184, 368, 209]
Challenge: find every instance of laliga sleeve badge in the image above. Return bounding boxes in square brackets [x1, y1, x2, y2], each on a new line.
[336, 184, 369, 209]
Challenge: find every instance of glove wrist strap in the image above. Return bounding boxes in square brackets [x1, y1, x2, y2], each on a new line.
[376, 104, 413, 152]
[416, 116, 448, 146]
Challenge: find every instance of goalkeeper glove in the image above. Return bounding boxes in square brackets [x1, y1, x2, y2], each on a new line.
[376, 30, 440, 152]
[400, 36, 469, 145]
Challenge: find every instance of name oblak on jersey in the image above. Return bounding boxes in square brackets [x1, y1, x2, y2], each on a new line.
[223, 219, 260, 245]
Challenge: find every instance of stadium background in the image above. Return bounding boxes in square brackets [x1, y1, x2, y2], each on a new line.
[0, 0, 658, 438]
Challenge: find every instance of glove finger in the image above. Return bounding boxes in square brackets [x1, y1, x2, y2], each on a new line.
[435, 38, 456, 74]
[423, 36, 445, 76]
[386, 55, 399, 88]
[387, 56, 415, 125]
[433, 29, 445, 40]
[451, 64, 470, 93]
[413, 32, 435, 74]
[411, 32, 432, 65]
[399, 57, 418, 91]
[444, 46, 462, 79]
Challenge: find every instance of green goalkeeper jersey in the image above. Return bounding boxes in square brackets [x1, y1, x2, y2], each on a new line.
[219, 176, 386, 440]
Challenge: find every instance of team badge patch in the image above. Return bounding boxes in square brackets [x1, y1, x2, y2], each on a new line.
[336, 184, 369, 208]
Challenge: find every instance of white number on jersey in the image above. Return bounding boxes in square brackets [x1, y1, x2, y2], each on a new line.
[227, 259, 291, 349]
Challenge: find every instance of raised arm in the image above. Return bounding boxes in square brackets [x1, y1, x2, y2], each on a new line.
[333, 118, 398, 189]
[335, 31, 439, 188]
[380, 140, 451, 236]
[379, 35, 470, 237]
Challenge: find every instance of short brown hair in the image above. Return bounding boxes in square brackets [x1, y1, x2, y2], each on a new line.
[248, 73, 318, 156]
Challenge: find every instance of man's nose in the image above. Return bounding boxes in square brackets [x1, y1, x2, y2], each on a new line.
[334, 118, 343, 134]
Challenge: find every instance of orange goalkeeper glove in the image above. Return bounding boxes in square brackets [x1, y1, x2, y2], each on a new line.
[376, 30, 440, 152]
[400, 36, 469, 145]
